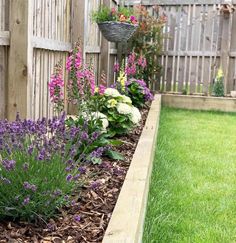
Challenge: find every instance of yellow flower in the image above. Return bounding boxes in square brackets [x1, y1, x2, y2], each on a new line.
[107, 99, 117, 108]
[117, 71, 126, 92]
[95, 87, 99, 93]
[216, 68, 223, 79]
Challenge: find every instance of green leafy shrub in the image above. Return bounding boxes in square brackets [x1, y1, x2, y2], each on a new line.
[126, 79, 154, 108]
[129, 5, 166, 87]
[213, 68, 224, 97]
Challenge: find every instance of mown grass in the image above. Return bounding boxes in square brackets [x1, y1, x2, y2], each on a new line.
[143, 107, 236, 243]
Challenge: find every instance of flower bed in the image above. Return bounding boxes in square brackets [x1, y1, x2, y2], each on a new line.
[0, 42, 157, 242]
[0, 107, 150, 242]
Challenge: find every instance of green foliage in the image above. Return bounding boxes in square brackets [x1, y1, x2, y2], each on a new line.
[105, 150, 125, 161]
[92, 5, 135, 24]
[182, 88, 187, 95]
[129, 6, 166, 87]
[66, 114, 124, 162]
[127, 81, 145, 108]
[126, 79, 154, 108]
[213, 76, 224, 97]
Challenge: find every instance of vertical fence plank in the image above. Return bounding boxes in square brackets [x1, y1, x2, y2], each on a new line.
[8, 0, 33, 120]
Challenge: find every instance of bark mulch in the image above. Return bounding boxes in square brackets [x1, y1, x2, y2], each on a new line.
[0, 107, 149, 243]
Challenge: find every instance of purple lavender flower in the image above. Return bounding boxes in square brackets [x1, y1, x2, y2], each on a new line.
[23, 181, 37, 192]
[66, 174, 73, 182]
[27, 145, 33, 155]
[22, 196, 30, 205]
[90, 147, 107, 159]
[81, 131, 89, 141]
[78, 166, 86, 174]
[73, 174, 80, 180]
[47, 223, 56, 231]
[2, 159, 16, 171]
[90, 181, 100, 189]
[74, 215, 81, 222]
[53, 189, 62, 196]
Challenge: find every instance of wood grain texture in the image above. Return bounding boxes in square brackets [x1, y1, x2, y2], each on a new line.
[162, 94, 236, 112]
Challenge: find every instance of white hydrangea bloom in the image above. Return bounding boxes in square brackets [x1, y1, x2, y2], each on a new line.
[66, 115, 77, 120]
[104, 88, 121, 97]
[117, 103, 133, 115]
[121, 95, 132, 104]
[130, 106, 141, 124]
[91, 111, 109, 130]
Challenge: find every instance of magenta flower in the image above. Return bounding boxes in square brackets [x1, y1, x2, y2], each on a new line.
[98, 85, 106, 95]
[138, 56, 147, 68]
[48, 64, 64, 112]
[128, 52, 136, 64]
[113, 62, 120, 72]
[130, 15, 137, 24]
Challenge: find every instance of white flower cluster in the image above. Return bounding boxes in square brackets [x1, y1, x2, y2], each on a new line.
[91, 111, 109, 130]
[130, 106, 141, 124]
[104, 88, 121, 97]
[116, 103, 141, 125]
[67, 112, 109, 131]
[121, 95, 132, 104]
[117, 103, 133, 115]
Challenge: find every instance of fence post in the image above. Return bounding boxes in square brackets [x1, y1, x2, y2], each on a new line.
[7, 0, 33, 120]
[220, 9, 232, 94]
[100, 0, 110, 84]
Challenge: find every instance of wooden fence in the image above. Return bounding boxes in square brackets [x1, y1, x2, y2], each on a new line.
[0, 0, 118, 120]
[126, 0, 236, 95]
[1, 0, 236, 120]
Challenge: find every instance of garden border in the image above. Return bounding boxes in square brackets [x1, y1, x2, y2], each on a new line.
[161, 94, 236, 112]
[102, 94, 161, 243]
[162, 94, 236, 112]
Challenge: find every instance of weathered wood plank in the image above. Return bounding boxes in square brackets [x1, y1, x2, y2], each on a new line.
[0, 47, 7, 119]
[0, 31, 9, 45]
[103, 95, 161, 243]
[31, 36, 72, 51]
[125, 0, 224, 5]
[7, 0, 33, 120]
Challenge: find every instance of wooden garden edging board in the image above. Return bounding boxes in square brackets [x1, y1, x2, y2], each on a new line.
[102, 94, 161, 243]
[162, 94, 236, 112]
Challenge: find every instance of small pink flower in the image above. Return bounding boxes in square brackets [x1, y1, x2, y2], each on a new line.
[111, 7, 116, 14]
[113, 62, 120, 72]
[138, 56, 147, 68]
[98, 85, 106, 95]
[130, 16, 137, 24]
[128, 52, 136, 64]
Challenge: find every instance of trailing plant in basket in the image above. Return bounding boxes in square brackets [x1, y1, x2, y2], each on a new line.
[92, 5, 138, 24]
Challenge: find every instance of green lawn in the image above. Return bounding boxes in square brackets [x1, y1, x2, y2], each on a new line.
[143, 107, 236, 243]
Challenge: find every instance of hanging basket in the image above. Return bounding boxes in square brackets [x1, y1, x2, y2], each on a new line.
[97, 21, 138, 43]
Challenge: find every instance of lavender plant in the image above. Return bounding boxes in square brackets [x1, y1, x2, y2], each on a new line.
[0, 114, 105, 221]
